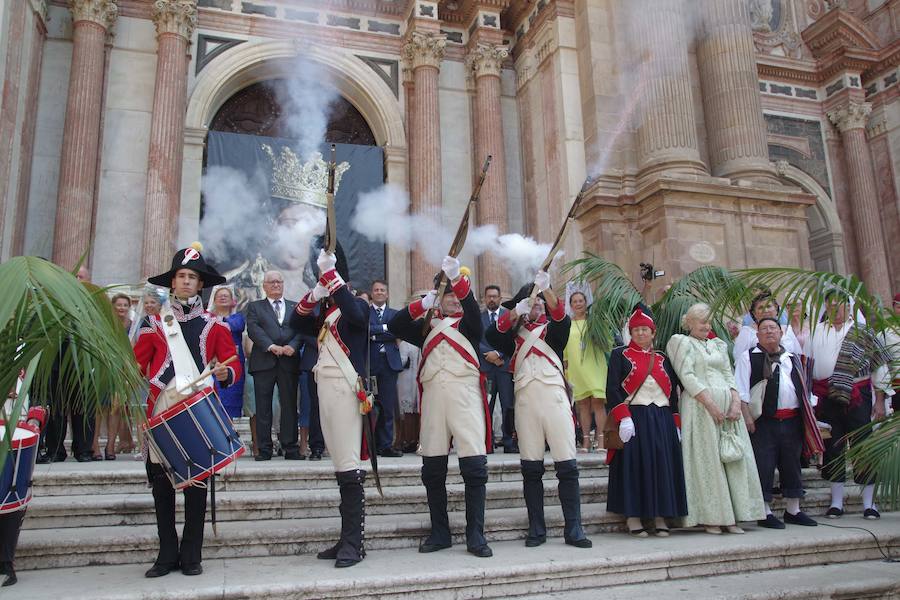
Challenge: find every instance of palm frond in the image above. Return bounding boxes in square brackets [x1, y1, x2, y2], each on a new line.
[564, 253, 643, 353]
[0, 257, 146, 464]
[843, 413, 900, 510]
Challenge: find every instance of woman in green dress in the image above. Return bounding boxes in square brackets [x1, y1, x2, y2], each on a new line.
[564, 292, 608, 453]
[667, 303, 765, 534]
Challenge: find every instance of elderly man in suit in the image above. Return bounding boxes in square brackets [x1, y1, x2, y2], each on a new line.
[369, 280, 404, 457]
[480, 285, 516, 453]
[245, 270, 303, 461]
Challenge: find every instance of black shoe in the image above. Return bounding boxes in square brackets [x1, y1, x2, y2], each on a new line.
[757, 514, 785, 529]
[145, 563, 176, 578]
[784, 511, 817, 526]
[525, 536, 546, 547]
[317, 544, 339, 560]
[863, 508, 881, 520]
[254, 452, 272, 461]
[283, 450, 304, 460]
[2, 570, 15, 587]
[335, 557, 362, 568]
[402, 442, 418, 453]
[566, 537, 593, 548]
[418, 541, 452, 553]
[182, 564, 203, 576]
[825, 507, 844, 519]
[503, 444, 519, 454]
[36, 453, 52, 464]
[467, 545, 493, 558]
[378, 448, 403, 458]
[309, 450, 323, 461]
[76, 454, 94, 463]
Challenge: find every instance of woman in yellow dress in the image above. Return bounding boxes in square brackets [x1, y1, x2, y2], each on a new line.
[564, 292, 609, 452]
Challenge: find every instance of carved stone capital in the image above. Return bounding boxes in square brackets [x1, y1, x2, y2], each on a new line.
[465, 43, 509, 79]
[402, 31, 446, 70]
[69, 0, 117, 30]
[827, 101, 872, 133]
[152, 0, 197, 40]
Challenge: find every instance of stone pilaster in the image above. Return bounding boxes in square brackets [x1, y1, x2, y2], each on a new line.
[467, 43, 509, 291]
[827, 102, 891, 301]
[141, 0, 197, 277]
[632, 0, 706, 179]
[52, 0, 117, 269]
[697, 0, 777, 182]
[402, 31, 445, 291]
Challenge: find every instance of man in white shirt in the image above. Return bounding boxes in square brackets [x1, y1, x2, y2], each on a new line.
[736, 318, 817, 529]
[804, 292, 893, 520]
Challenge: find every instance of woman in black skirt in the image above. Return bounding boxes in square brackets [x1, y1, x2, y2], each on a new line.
[606, 308, 687, 537]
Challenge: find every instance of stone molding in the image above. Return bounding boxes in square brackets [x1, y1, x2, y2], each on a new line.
[827, 101, 872, 132]
[28, 0, 48, 24]
[69, 0, 118, 30]
[402, 31, 446, 70]
[152, 0, 198, 40]
[465, 43, 508, 78]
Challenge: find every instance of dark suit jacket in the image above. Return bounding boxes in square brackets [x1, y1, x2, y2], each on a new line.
[298, 332, 319, 372]
[245, 297, 303, 374]
[369, 304, 403, 372]
[388, 290, 483, 351]
[479, 308, 511, 373]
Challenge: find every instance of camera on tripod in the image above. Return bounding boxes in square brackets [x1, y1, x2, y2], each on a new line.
[640, 262, 665, 282]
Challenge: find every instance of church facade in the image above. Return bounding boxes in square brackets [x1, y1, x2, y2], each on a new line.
[0, 0, 897, 302]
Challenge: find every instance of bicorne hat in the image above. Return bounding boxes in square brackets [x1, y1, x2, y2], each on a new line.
[147, 242, 226, 288]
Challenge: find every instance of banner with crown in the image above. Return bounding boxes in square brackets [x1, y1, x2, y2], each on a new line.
[202, 131, 386, 309]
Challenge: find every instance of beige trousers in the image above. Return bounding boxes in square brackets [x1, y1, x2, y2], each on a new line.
[420, 371, 486, 458]
[315, 371, 363, 472]
[515, 378, 577, 462]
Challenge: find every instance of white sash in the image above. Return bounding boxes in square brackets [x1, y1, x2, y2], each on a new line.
[319, 309, 362, 392]
[423, 316, 479, 365]
[517, 323, 564, 375]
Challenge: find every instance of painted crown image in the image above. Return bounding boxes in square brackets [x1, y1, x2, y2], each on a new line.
[261, 145, 351, 208]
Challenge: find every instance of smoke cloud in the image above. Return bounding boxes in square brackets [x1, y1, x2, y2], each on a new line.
[199, 166, 270, 265]
[276, 58, 339, 160]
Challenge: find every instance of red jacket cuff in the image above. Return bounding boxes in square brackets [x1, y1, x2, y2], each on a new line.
[296, 292, 318, 315]
[451, 276, 470, 299]
[548, 299, 566, 322]
[673, 413, 681, 429]
[608, 403, 632, 424]
[497, 311, 514, 333]
[319, 269, 345, 294]
[409, 299, 427, 320]
[27, 406, 48, 430]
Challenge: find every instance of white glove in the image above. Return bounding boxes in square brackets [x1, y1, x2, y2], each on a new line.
[420, 290, 437, 310]
[533, 270, 551, 292]
[442, 256, 461, 281]
[515, 297, 531, 317]
[676, 427, 682, 442]
[619, 417, 635, 443]
[317, 249, 337, 273]
[311, 283, 329, 301]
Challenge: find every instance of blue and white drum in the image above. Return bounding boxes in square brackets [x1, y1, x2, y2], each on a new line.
[144, 387, 244, 489]
[0, 423, 39, 514]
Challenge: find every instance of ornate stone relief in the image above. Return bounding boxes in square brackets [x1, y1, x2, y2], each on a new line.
[402, 31, 446, 70]
[827, 101, 872, 132]
[153, 0, 198, 39]
[465, 43, 508, 79]
[752, 0, 804, 59]
[750, 0, 775, 32]
[28, 0, 49, 24]
[69, 0, 118, 30]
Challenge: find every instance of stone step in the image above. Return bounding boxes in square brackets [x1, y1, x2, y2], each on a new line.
[30, 454, 610, 496]
[9, 516, 900, 599]
[15, 492, 867, 571]
[21, 474, 841, 531]
[526, 561, 900, 600]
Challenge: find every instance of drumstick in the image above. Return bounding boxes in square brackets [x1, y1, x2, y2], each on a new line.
[176, 355, 238, 396]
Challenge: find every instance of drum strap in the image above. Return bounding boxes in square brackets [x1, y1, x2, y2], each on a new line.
[158, 304, 206, 407]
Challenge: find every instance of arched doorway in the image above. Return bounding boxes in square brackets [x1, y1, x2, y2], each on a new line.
[775, 161, 846, 274]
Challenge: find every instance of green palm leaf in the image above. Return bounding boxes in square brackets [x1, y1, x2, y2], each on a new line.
[0, 257, 146, 465]
[844, 414, 900, 510]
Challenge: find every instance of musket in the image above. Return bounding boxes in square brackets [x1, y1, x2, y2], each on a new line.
[422, 155, 492, 334]
[324, 144, 338, 254]
[526, 176, 594, 304]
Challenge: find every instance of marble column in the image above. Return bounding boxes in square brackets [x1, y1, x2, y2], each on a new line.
[52, 0, 117, 269]
[140, 0, 197, 276]
[827, 102, 891, 301]
[697, 0, 776, 181]
[403, 31, 446, 291]
[467, 43, 509, 292]
[632, 0, 706, 178]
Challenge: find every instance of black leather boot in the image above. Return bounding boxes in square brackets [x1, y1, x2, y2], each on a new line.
[556, 459, 591, 548]
[333, 469, 366, 568]
[521, 460, 546, 547]
[459, 455, 491, 557]
[419, 455, 452, 552]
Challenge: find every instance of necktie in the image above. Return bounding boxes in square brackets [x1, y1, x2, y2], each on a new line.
[490, 312, 497, 327]
[274, 299, 283, 324]
[376, 307, 385, 352]
[376, 307, 383, 323]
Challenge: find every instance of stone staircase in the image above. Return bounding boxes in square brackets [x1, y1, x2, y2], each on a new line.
[11, 453, 900, 599]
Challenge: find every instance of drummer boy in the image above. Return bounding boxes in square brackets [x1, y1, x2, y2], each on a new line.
[133, 243, 241, 578]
